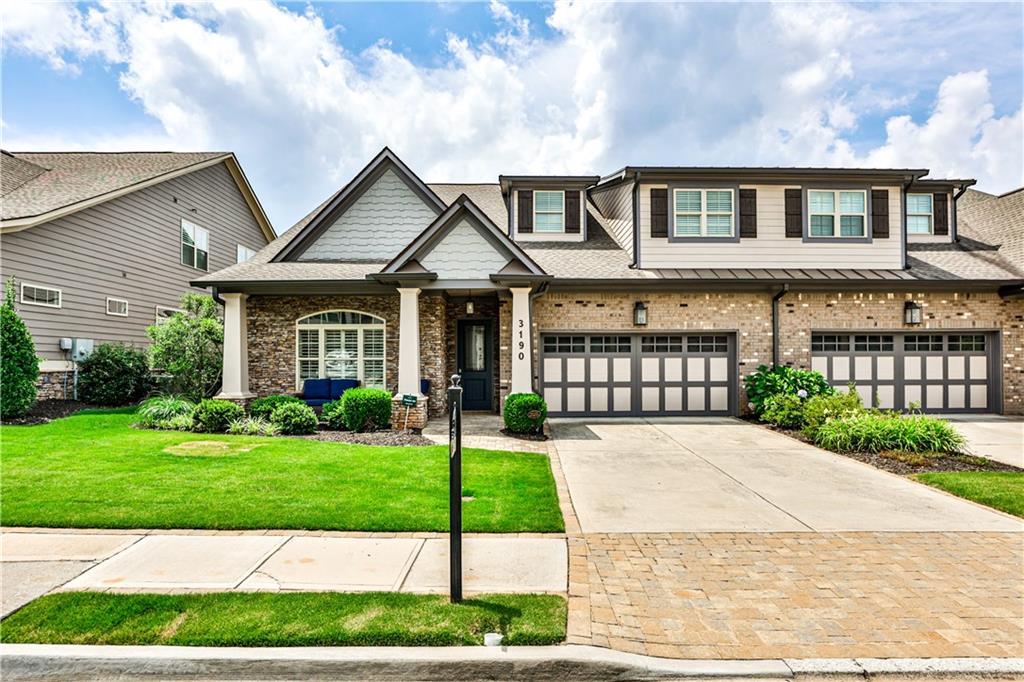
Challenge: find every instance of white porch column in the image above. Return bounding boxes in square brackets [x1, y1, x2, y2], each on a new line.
[510, 287, 534, 394]
[218, 293, 253, 399]
[397, 287, 422, 396]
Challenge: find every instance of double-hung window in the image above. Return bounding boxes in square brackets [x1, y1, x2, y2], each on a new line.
[673, 189, 734, 237]
[181, 219, 209, 270]
[906, 194, 933, 234]
[533, 190, 565, 233]
[809, 190, 866, 237]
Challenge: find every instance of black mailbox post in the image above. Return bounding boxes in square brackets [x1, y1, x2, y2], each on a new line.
[447, 375, 463, 603]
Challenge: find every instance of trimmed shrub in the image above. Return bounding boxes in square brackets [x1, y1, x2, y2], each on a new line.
[249, 395, 303, 421]
[151, 414, 195, 431]
[192, 399, 244, 433]
[813, 411, 966, 454]
[760, 393, 805, 429]
[270, 402, 319, 435]
[338, 388, 392, 432]
[503, 393, 547, 434]
[743, 364, 832, 415]
[137, 395, 195, 428]
[76, 343, 151, 406]
[802, 389, 863, 439]
[321, 399, 345, 430]
[227, 416, 281, 437]
[146, 294, 223, 401]
[0, 278, 38, 419]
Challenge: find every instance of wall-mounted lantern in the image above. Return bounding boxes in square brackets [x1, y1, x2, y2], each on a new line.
[634, 301, 648, 326]
[904, 300, 922, 325]
[466, 300, 474, 315]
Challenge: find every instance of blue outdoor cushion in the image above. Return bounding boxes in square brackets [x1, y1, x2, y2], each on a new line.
[305, 398, 331, 408]
[330, 379, 360, 399]
[303, 378, 331, 400]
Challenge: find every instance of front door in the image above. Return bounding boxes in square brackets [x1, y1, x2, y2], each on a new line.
[457, 320, 493, 411]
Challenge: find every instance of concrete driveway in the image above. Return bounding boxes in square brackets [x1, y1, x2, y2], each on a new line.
[550, 417, 1023, 533]
[943, 414, 1023, 468]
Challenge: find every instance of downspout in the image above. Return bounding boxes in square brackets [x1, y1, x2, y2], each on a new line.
[211, 286, 226, 307]
[527, 281, 549, 394]
[630, 171, 641, 268]
[771, 284, 789, 368]
[951, 183, 971, 243]
[900, 176, 915, 270]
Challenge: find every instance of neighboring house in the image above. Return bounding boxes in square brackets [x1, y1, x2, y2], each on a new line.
[194, 148, 1024, 427]
[955, 187, 1024, 271]
[0, 151, 274, 399]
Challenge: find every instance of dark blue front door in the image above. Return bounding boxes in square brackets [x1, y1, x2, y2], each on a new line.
[457, 320, 493, 411]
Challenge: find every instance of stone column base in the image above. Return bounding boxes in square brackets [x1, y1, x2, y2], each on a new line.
[392, 395, 429, 431]
[215, 393, 256, 410]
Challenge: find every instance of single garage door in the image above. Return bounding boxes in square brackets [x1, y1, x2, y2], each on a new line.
[810, 332, 999, 413]
[540, 333, 736, 417]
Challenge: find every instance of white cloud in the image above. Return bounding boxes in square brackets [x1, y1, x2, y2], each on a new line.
[1, 0, 1020, 231]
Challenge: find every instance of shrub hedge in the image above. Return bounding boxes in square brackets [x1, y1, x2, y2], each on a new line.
[227, 416, 281, 437]
[270, 402, 319, 435]
[192, 399, 245, 433]
[321, 399, 345, 430]
[249, 395, 303, 421]
[76, 343, 151, 406]
[813, 411, 966, 454]
[801, 389, 863, 439]
[743, 364, 832, 415]
[760, 393, 805, 428]
[337, 388, 392, 432]
[503, 393, 547, 434]
[0, 279, 39, 419]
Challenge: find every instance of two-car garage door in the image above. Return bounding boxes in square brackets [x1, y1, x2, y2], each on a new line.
[810, 332, 999, 413]
[540, 333, 736, 417]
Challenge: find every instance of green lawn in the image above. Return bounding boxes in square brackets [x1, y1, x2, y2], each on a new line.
[914, 471, 1024, 518]
[0, 410, 563, 532]
[0, 592, 566, 646]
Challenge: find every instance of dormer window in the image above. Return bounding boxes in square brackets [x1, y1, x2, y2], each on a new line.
[808, 190, 866, 237]
[673, 189, 734, 237]
[907, 194, 933, 234]
[534, 190, 565, 233]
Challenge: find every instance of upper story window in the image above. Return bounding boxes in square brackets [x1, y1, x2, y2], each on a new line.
[673, 189, 734, 237]
[533, 191, 565, 233]
[21, 283, 61, 308]
[181, 219, 209, 271]
[809, 190, 866, 237]
[155, 305, 184, 324]
[906, 194, 933, 234]
[106, 298, 129, 317]
[236, 244, 258, 263]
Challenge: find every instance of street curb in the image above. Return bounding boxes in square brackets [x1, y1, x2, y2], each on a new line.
[2, 644, 1022, 680]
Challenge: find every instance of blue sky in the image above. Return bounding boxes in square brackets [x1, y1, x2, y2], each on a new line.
[2, 1, 1022, 232]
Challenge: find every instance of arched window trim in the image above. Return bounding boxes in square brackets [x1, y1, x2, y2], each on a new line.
[294, 309, 387, 390]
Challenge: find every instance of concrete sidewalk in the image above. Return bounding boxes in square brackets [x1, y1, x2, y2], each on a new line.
[0, 530, 567, 615]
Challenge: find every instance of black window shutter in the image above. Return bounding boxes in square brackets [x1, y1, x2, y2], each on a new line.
[565, 190, 581, 234]
[738, 189, 757, 238]
[933, 193, 949, 235]
[871, 189, 889, 238]
[518, 190, 533, 233]
[650, 188, 668, 238]
[784, 188, 802, 238]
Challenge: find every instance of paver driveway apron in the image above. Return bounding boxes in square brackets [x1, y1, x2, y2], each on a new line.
[551, 417, 1023, 533]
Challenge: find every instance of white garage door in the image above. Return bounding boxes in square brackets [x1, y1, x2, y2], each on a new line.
[540, 333, 736, 417]
[810, 332, 998, 413]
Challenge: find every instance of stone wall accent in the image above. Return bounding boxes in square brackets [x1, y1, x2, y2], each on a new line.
[392, 395, 429, 430]
[498, 295, 512, 410]
[419, 294, 447, 417]
[777, 291, 1024, 415]
[445, 295, 501, 413]
[36, 371, 71, 400]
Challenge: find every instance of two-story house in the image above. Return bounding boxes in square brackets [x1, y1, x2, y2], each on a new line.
[0, 151, 274, 399]
[193, 148, 1024, 426]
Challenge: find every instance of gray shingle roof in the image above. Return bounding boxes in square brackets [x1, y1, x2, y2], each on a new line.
[1, 151, 227, 220]
[957, 188, 1024, 271]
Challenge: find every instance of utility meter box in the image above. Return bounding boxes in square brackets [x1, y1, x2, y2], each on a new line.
[59, 337, 73, 351]
[70, 338, 94, 362]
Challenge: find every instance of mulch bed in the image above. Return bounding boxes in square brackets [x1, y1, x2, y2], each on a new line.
[299, 428, 434, 447]
[499, 429, 549, 442]
[1, 400, 96, 426]
[751, 420, 1022, 475]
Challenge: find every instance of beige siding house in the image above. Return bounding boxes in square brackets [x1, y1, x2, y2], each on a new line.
[0, 151, 274, 398]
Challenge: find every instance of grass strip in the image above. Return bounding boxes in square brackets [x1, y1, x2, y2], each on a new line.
[913, 471, 1024, 518]
[0, 592, 567, 647]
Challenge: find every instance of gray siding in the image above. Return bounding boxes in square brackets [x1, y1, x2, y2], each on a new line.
[0, 162, 268, 362]
[420, 218, 510, 278]
[638, 183, 904, 269]
[299, 168, 439, 261]
[590, 181, 634, 258]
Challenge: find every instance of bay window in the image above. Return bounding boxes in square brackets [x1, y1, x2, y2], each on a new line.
[296, 311, 386, 389]
[673, 189, 734, 237]
[809, 190, 866, 237]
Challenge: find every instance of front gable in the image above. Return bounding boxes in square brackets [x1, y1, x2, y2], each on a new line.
[420, 217, 512, 278]
[274, 148, 446, 262]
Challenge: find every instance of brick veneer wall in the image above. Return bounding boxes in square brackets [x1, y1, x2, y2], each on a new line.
[246, 293, 448, 417]
[777, 291, 1024, 415]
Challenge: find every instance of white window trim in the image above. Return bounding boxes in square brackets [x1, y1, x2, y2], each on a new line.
[294, 310, 387, 390]
[236, 243, 258, 263]
[20, 282, 62, 308]
[533, 190, 566, 234]
[155, 305, 184, 324]
[672, 188, 735, 238]
[907, 193, 934, 235]
[106, 297, 129, 317]
[180, 218, 209, 271]
[808, 189, 867, 238]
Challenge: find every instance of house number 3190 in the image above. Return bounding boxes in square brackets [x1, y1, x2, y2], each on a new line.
[517, 319, 525, 360]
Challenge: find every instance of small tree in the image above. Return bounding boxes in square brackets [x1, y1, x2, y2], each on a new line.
[147, 294, 223, 402]
[1, 278, 39, 418]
